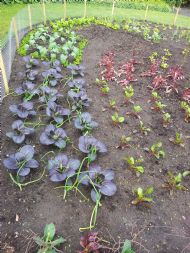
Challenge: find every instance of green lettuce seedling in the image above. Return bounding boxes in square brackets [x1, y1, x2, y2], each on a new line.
[132, 186, 154, 205]
[149, 142, 165, 159]
[124, 156, 144, 177]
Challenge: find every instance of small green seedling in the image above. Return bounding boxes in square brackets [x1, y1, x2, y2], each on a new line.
[152, 101, 167, 112]
[151, 91, 161, 101]
[149, 142, 165, 159]
[164, 48, 172, 57]
[169, 132, 185, 147]
[133, 105, 142, 114]
[163, 171, 189, 195]
[162, 112, 171, 127]
[118, 135, 132, 149]
[124, 85, 134, 101]
[149, 51, 158, 63]
[180, 101, 190, 122]
[132, 186, 154, 205]
[121, 240, 135, 253]
[124, 156, 144, 177]
[95, 78, 107, 86]
[112, 112, 125, 126]
[100, 84, 110, 94]
[34, 223, 65, 253]
[109, 99, 116, 109]
[139, 121, 151, 135]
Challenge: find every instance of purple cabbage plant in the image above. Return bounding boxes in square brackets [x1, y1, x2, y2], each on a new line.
[26, 69, 38, 81]
[42, 68, 63, 86]
[40, 124, 68, 149]
[9, 101, 36, 119]
[78, 136, 107, 162]
[67, 65, 85, 77]
[70, 92, 91, 111]
[6, 120, 34, 144]
[3, 145, 39, 177]
[38, 86, 63, 103]
[15, 81, 38, 100]
[42, 60, 61, 69]
[79, 164, 117, 202]
[48, 153, 80, 182]
[74, 112, 98, 133]
[68, 78, 86, 89]
[68, 82, 86, 100]
[23, 55, 39, 69]
[46, 101, 71, 124]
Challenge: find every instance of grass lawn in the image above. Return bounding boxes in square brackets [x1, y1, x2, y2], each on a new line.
[0, 3, 190, 44]
[0, 4, 25, 41]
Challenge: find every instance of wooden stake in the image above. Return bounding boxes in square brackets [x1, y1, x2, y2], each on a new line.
[64, 0, 67, 20]
[0, 51, 9, 94]
[173, 7, 180, 26]
[28, 4, 32, 30]
[12, 17, 19, 49]
[42, 1, 46, 25]
[111, 0, 115, 18]
[84, 0, 87, 18]
[144, 5, 149, 21]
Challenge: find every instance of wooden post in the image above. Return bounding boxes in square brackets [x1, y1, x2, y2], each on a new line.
[144, 5, 149, 21]
[64, 0, 66, 20]
[111, 0, 115, 18]
[42, 0, 46, 25]
[173, 7, 180, 26]
[12, 17, 19, 49]
[84, 0, 87, 18]
[28, 4, 32, 30]
[0, 51, 9, 94]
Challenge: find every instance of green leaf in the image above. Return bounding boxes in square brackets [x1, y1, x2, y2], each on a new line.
[137, 187, 143, 198]
[51, 237, 65, 247]
[136, 166, 144, 174]
[143, 197, 153, 202]
[145, 186, 154, 195]
[33, 236, 44, 246]
[44, 223, 55, 241]
[119, 117, 125, 123]
[121, 239, 135, 253]
[127, 157, 135, 165]
[183, 171, 190, 177]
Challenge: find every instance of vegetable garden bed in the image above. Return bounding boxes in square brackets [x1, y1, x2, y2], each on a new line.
[1, 18, 190, 253]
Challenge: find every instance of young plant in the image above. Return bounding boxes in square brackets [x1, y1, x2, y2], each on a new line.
[15, 81, 38, 100]
[109, 99, 116, 109]
[151, 91, 161, 101]
[78, 136, 107, 162]
[9, 101, 36, 119]
[100, 84, 110, 94]
[163, 171, 188, 195]
[117, 135, 132, 149]
[48, 154, 80, 182]
[46, 101, 71, 124]
[139, 121, 151, 135]
[180, 101, 190, 122]
[132, 186, 154, 205]
[169, 132, 185, 147]
[34, 223, 65, 253]
[121, 240, 135, 253]
[162, 112, 171, 127]
[40, 124, 68, 149]
[124, 156, 144, 177]
[6, 120, 34, 144]
[123, 85, 134, 102]
[79, 232, 101, 253]
[79, 164, 117, 202]
[112, 112, 125, 126]
[151, 101, 167, 112]
[67, 64, 85, 77]
[74, 112, 98, 134]
[149, 142, 165, 159]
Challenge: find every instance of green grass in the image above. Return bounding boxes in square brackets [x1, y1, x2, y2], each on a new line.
[0, 3, 190, 43]
[0, 4, 25, 40]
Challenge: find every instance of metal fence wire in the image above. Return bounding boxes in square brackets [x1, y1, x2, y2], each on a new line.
[0, 1, 190, 101]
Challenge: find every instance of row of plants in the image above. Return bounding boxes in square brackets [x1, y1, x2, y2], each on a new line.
[51, 17, 190, 45]
[96, 47, 190, 202]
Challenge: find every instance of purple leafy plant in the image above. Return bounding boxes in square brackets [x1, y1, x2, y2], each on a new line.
[78, 136, 107, 162]
[68, 78, 86, 89]
[79, 164, 117, 202]
[26, 69, 38, 81]
[79, 232, 101, 253]
[48, 153, 80, 182]
[38, 86, 63, 103]
[23, 55, 39, 69]
[42, 68, 63, 86]
[15, 81, 38, 100]
[3, 145, 39, 177]
[71, 93, 91, 111]
[67, 64, 85, 77]
[40, 124, 68, 149]
[6, 120, 34, 144]
[9, 101, 36, 119]
[46, 101, 71, 124]
[74, 112, 98, 133]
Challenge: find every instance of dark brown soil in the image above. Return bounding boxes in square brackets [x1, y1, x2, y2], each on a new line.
[1, 25, 190, 253]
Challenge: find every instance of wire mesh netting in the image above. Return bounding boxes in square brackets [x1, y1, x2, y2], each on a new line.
[0, 1, 190, 101]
